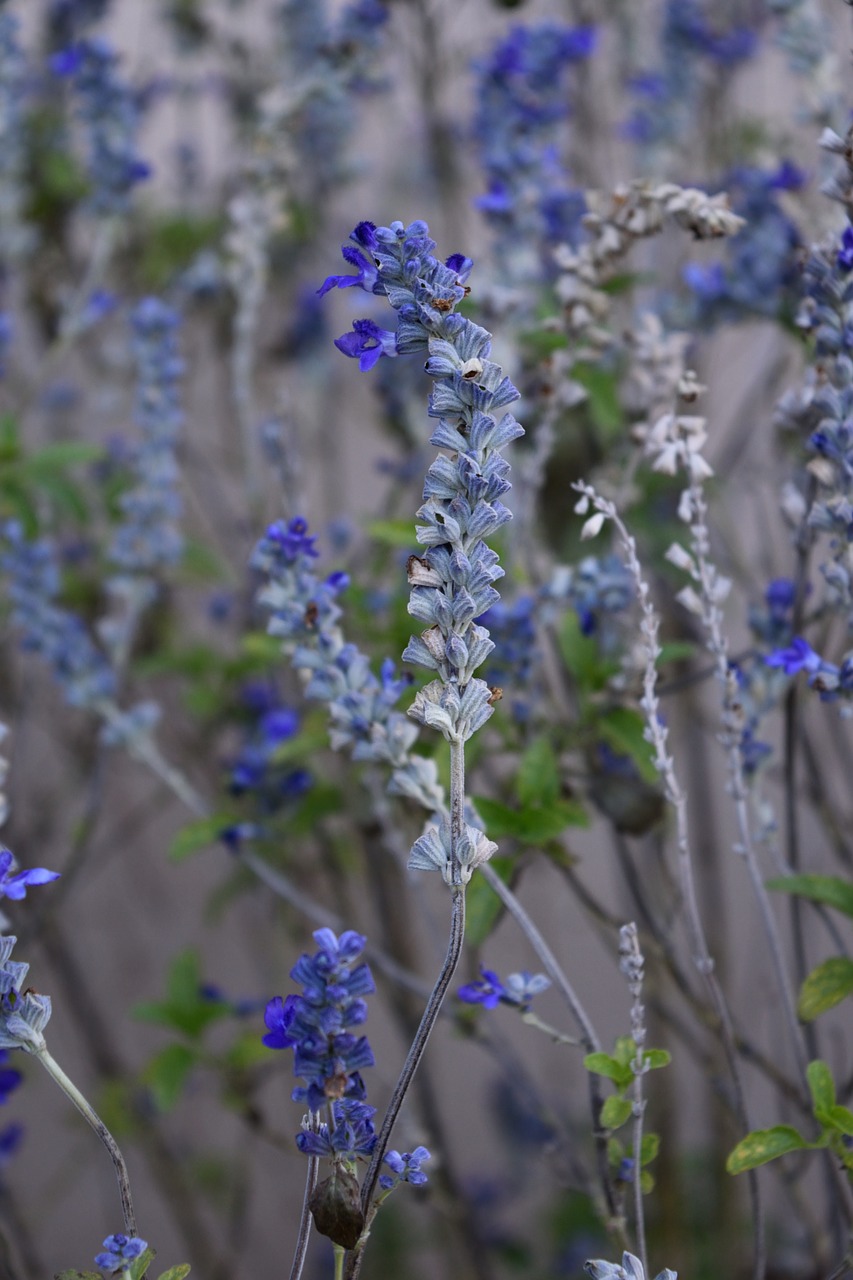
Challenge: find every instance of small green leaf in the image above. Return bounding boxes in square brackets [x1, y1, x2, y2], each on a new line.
[597, 708, 658, 785]
[583, 1053, 632, 1090]
[180, 539, 226, 582]
[826, 1105, 853, 1138]
[157, 1267, 191, 1280]
[558, 611, 619, 692]
[807, 1060, 836, 1114]
[127, 1250, 157, 1280]
[726, 1126, 809, 1174]
[639, 1170, 654, 1195]
[465, 856, 513, 948]
[767, 874, 853, 920]
[134, 951, 229, 1038]
[170, 815, 234, 862]
[798, 957, 853, 1021]
[600, 1095, 633, 1130]
[366, 519, 417, 548]
[473, 796, 587, 843]
[640, 1132, 660, 1165]
[517, 737, 560, 808]
[642, 1048, 672, 1071]
[144, 1044, 198, 1111]
[571, 362, 623, 435]
[655, 642, 696, 667]
[519, 328, 569, 359]
[26, 441, 103, 469]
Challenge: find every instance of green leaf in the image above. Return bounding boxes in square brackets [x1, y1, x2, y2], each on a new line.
[127, 1250, 157, 1280]
[517, 737, 560, 807]
[366, 519, 417, 548]
[25, 441, 103, 469]
[180, 538, 226, 582]
[572, 362, 623, 435]
[597, 707, 658, 785]
[157, 1267, 191, 1280]
[798, 957, 853, 1021]
[26, 471, 89, 523]
[655, 642, 696, 667]
[827, 1105, 853, 1137]
[600, 1095, 633, 1130]
[583, 1053, 632, 1090]
[465, 856, 513, 949]
[558, 610, 618, 692]
[807, 1060, 836, 1114]
[519, 328, 569, 359]
[144, 1044, 198, 1111]
[0, 414, 19, 461]
[726, 1126, 809, 1174]
[170, 815, 234, 862]
[640, 1132, 660, 1165]
[473, 795, 587, 844]
[642, 1048, 672, 1071]
[134, 951, 229, 1038]
[766, 874, 853, 920]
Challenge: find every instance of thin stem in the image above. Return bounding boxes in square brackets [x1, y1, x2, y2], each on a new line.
[35, 1047, 137, 1236]
[632, 1069, 647, 1277]
[354, 883, 466, 1233]
[575, 481, 767, 1280]
[288, 1148, 320, 1280]
[477, 861, 621, 1226]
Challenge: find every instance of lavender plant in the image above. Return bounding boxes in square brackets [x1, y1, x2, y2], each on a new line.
[2, 4, 853, 1277]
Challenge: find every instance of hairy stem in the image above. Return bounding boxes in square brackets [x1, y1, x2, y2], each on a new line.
[36, 1047, 137, 1236]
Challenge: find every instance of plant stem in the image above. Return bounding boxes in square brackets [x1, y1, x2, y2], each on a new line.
[288, 1147, 320, 1280]
[35, 1047, 137, 1236]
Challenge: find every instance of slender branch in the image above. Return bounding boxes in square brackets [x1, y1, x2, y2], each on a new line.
[346, 883, 467, 1280]
[35, 1047, 137, 1236]
[288, 1148, 320, 1280]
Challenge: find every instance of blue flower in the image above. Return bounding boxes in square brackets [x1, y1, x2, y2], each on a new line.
[0, 850, 60, 902]
[837, 224, 853, 272]
[765, 636, 822, 676]
[378, 1145, 431, 1189]
[317, 222, 383, 297]
[334, 317, 398, 370]
[458, 966, 549, 1011]
[94, 1234, 148, 1273]
[296, 1097, 377, 1159]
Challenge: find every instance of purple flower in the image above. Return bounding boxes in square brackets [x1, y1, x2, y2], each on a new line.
[458, 967, 507, 1009]
[262, 928, 376, 1116]
[334, 318, 398, 371]
[317, 222, 382, 297]
[765, 636, 822, 676]
[459, 966, 549, 1010]
[94, 1233, 148, 1273]
[378, 1145, 431, 1189]
[264, 517, 318, 563]
[837, 225, 853, 273]
[262, 994, 299, 1049]
[0, 850, 60, 901]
